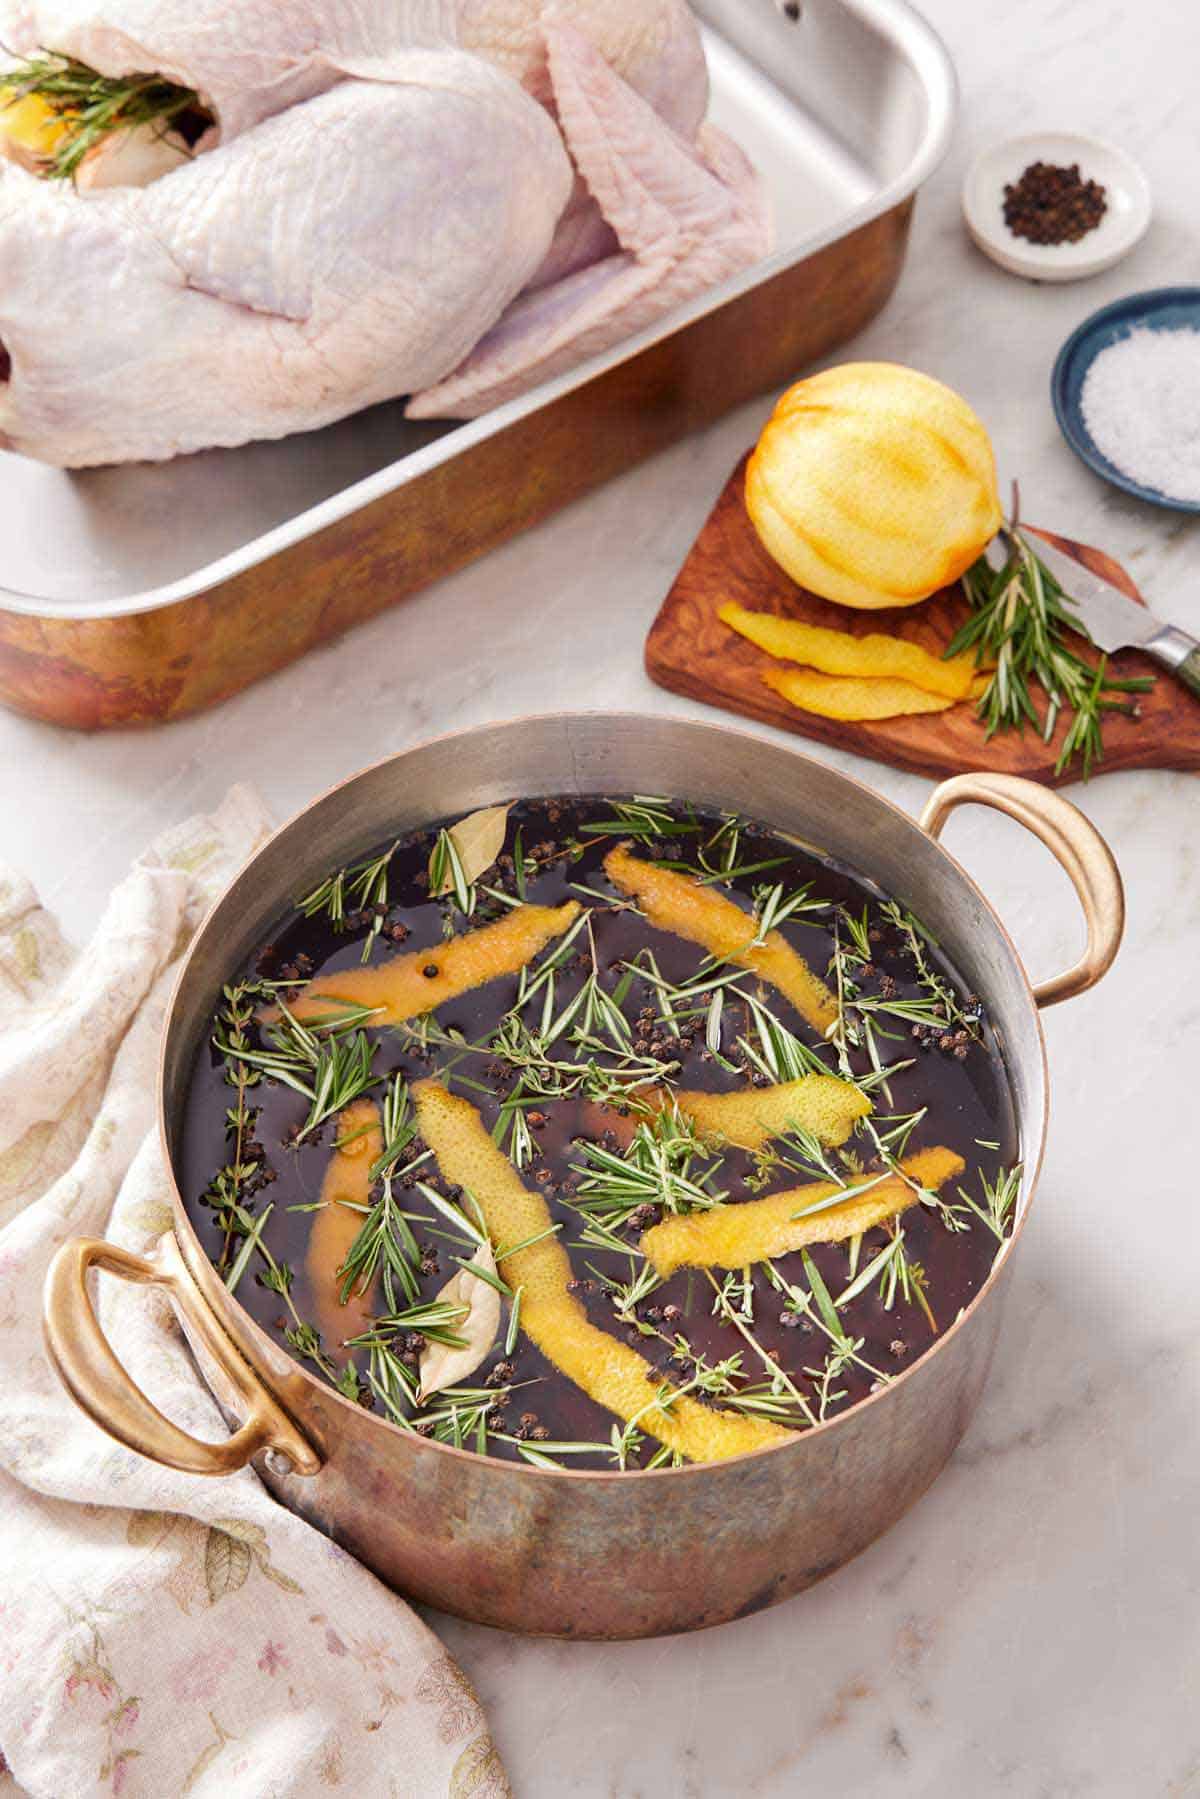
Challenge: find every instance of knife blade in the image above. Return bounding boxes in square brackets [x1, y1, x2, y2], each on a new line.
[1030, 534, 1200, 698]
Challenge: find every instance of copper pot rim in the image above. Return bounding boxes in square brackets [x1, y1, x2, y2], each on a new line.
[157, 710, 1050, 1484]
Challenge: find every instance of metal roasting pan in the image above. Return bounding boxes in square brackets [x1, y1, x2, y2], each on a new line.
[0, 1, 956, 729]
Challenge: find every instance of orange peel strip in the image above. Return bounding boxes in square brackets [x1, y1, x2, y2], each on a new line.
[719, 601, 980, 701]
[412, 1081, 788, 1463]
[762, 664, 958, 721]
[673, 1075, 870, 1150]
[306, 1098, 383, 1348]
[640, 1145, 965, 1277]
[287, 900, 581, 1025]
[586, 1076, 869, 1152]
[603, 845, 837, 1034]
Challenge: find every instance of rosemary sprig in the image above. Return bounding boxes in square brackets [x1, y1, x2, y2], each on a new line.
[693, 812, 790, 887]
[837, 1223, 936, 1331]
[334, 1080, 426, 1312]
[223, 1203, 273, 1297]
[298, 841, 399, 962]
[1, 51, 207, 182]
[349, 1297, 470, 1352]
[954, 1162, 1022, 1242]
[738, 990, 835, 1084]
[951, 517, 1153, 778]
[367, 1074, 420, 1182]
[750, 878, 828, 944]
[427, 828, 475, 917]
[411, 1383, 506, 1454]
[216, 998, 379, 1141]
[301, 1031, 377, 1138]
[363, 1339, 420, 1423]
[877, 901, 981, 1039]
[337, 1179, 422, 1311]
[580, 797, 701, 840]
[571, 1106, 726, 1226]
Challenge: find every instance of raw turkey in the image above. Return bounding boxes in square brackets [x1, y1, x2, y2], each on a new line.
[496, 1, 712, 294]
[460, 0, 708, 137]
[0, 1, 711, 292]
[408, 26, 771, 419]
[0, 54, 572, 464]
[0, 3, 768, 464]
[0, 0, 707, 139]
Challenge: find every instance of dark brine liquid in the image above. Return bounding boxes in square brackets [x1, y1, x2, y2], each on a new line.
[180, 795, 1018, 1470]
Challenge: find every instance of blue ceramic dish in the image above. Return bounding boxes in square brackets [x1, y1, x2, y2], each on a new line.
[1051, 287, 1200, 513]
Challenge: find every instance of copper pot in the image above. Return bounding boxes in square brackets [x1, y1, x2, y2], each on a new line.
[42, 716, 1122, 1639]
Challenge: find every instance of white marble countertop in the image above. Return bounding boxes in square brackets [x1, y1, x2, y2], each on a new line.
[2, 1, 1197, 1792]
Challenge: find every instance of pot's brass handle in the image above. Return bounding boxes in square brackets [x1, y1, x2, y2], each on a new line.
[43, 1232, 320, 1477]
[919, 771, 1124, 1009]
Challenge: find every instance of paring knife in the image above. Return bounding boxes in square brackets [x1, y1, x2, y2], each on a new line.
[1031, 535, 1200, 699]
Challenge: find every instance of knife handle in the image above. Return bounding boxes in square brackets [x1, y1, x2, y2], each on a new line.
[1146, 623, 1200, 699]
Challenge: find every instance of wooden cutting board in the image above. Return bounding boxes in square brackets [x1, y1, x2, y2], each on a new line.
[646, 453, 1200, 785]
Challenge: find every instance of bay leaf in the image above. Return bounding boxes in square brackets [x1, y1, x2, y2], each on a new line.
[430, 805, 511, 897]
[417, 1242, 501, 1402]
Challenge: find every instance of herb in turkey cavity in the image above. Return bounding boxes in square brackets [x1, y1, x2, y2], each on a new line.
[1, 51, 209, 182]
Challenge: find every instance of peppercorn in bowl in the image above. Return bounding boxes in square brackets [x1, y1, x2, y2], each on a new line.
[962, 130, 1150, 282]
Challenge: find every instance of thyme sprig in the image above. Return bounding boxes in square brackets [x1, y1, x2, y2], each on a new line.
[952, 513, 1153, 779]
[877, 900, 982, 1040]
[761, 1255, 890, 1410]
[705, 1270, 819, 1426]
[205, 981, 267, 1270]
[0, 50, 209, 182]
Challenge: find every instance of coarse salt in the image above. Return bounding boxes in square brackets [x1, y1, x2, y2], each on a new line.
[1080, 324, 1200, 502]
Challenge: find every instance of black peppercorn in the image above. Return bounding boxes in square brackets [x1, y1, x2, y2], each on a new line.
[1002, 161, 1107, 245]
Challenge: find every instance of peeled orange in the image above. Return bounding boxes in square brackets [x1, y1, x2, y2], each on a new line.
[746, 363, 1003, 610]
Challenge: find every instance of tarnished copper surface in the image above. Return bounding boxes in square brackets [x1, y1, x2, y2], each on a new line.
[43, 717, 1124, 1637]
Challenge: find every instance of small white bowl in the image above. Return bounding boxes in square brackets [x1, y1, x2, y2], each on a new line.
[962, 131, 1151, 283]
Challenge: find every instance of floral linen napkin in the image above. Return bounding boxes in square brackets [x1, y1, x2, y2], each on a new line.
[0, 788, 508, 1799]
